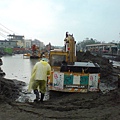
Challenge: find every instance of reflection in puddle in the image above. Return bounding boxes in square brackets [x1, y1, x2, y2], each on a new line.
[16, 86, 50, 103]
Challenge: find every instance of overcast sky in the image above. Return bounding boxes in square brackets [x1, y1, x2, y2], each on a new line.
[0, 0, 120, 46]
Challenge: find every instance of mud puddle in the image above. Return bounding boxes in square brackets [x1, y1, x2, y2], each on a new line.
[16, 83, 117, 103]
[16, 85, 50, 103]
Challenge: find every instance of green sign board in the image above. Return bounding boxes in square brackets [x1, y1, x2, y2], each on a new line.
[64, 75, 73, 85]
[80, 76, 89, 85]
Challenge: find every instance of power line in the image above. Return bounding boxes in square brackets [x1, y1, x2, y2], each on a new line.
[0, 22, 17, 39]
[0, 23, 11, 39]
[0, 22, 24, 40]
[0, 23, 15, 33]
[0, 32, 7, 39]
[0, 27, 10, 34]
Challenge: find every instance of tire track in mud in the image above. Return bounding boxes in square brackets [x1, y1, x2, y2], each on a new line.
[7, 102, 95, 120]
[6, 87, 120, 120]
[9, 92, 103, 112]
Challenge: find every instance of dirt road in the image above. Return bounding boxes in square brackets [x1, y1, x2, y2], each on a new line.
[0, 51, 120, 120]
[0, 84, 120, 120]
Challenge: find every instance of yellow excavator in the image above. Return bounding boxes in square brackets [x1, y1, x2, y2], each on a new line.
[48, 32, 100, 93]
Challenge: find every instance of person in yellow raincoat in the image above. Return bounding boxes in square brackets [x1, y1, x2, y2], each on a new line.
[28, 54, 51, 102]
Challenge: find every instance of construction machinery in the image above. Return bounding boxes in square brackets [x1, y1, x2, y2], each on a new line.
[48, 32, 100, 92]
[30, 44, 41, 59]
[23, 44, 49, 59]
[23, 44, 41, 59]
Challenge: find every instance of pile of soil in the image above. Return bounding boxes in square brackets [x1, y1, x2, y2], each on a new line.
[0, 51, 120, 120]
[77, 51, 119, 85]
[0, 77, 26, 103]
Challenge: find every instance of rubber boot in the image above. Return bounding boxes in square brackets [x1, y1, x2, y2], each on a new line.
[40, 93, 45, 102]
[34, 89, 39, 102]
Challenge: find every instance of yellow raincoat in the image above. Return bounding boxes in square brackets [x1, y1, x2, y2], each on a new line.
[28, 60, 51, 92]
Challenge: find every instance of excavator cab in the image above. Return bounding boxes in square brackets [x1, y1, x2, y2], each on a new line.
[49, 49, 68, 71]
[51, 55, 66, 66]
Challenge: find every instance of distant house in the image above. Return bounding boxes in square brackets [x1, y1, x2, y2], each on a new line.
[31, 39, 40, 47]
[24, 39, 32, 49]
[0, 40, 17, 54]
[0, 40, 17, 48]
[8, 34, 24, 48]
[31, 39, 45, 50]
[45, 43, 51, 51]
[39, 42, 45, 50]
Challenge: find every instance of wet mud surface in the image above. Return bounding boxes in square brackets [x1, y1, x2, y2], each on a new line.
[0, 51, 120, 120]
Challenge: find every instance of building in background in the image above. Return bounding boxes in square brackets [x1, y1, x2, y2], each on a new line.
[31, 39, 45, 50]
[0, 34, 56, 55]
[24, 39, 32, 49]
[39, 41, 45, 50]
[0, 40, 17, 55]
[0, 40, 17, 48]
[45, 42, 51, 52]
[8, 34, 24, 48]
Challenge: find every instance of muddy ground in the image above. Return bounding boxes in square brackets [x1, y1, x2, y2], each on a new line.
[0, 51, 120, 120]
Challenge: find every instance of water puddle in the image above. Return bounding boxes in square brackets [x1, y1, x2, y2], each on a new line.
[99, 83, 117, 94]
[16, 85, 50, 103]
